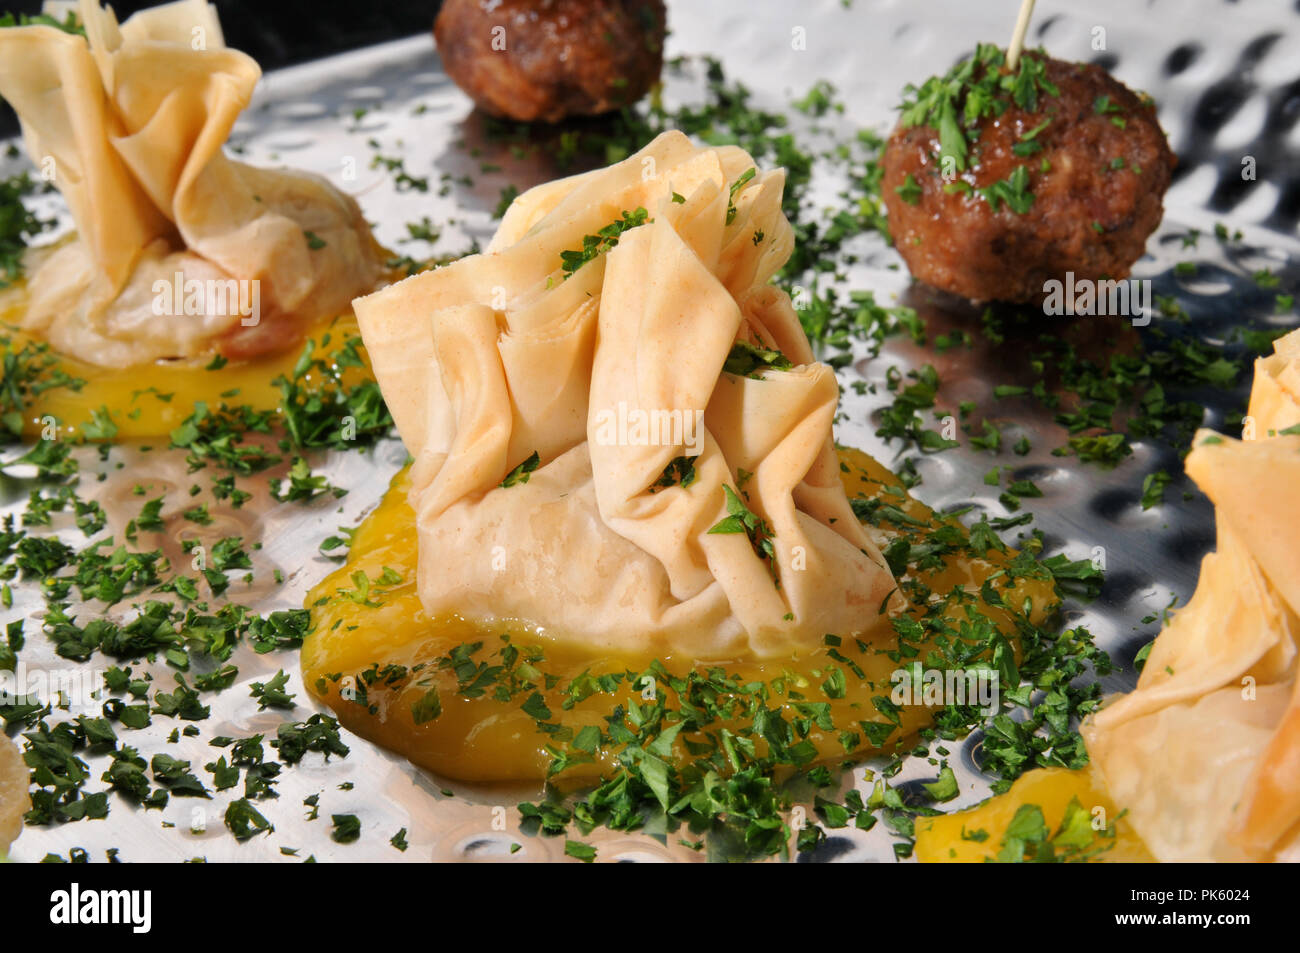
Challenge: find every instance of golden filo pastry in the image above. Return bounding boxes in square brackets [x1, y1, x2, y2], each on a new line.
[353, 131, 895, 660]
[1246, 325, 1300, 438]
[0, 730, 27, 857]
[0, 0, 384, 366]
[1083, 327, 1300, 862]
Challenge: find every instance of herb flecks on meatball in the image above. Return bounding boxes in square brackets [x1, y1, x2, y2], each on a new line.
[882, 45, 1175, 305]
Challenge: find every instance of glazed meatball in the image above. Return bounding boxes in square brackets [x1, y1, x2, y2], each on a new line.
[882, 50, 1175, 304]
[434, 0, 666, 124]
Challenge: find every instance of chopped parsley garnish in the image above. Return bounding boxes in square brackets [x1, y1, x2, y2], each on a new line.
[0, 10, 84, 33]
[330, 813, 361, 844]
[0, 335, 85, 438]
[722, 340, 794, 377]
[994, 798, 1117, 862]
[492, 184, 519, 219]
[1139, 470, 1171, 510]
[650, 456, 697, 492]
[708, 485, 777, 574]
[894, 173, 923, 206]
[500, 451, 540, 488]
[0, 172, 55, 287]
[978, 164, 1034, 214]
[898, 43, 1057, 176]
[559, 207, 649, 278]
[725, 168, 757, 225]
[0, 43, 1268, 867]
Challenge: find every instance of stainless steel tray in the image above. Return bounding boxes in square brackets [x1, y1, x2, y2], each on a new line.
[2, 0, 1297, 863]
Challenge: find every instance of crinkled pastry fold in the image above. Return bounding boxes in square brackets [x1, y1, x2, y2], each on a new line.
[0, 0, 383, 365]
[0, 730, 27, 856]
[353, 131, 895, 659]
[1083, 327, 1300, 862]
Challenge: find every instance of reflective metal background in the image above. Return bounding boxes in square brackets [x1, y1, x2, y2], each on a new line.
[2, 0, 1297, 862]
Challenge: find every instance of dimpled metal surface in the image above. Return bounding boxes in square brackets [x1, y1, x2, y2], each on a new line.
[1, 0, 1297, 862]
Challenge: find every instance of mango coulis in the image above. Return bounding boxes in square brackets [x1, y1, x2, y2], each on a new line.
[914, 765, 1153, 862]
[1, 280, 372, 440]
[5, 266, 1116, 855]
[302, 447, 1058, 784]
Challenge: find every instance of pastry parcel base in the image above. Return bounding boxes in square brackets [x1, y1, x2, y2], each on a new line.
[303, 448, 1056, 785]
[1, 277, 376, 441]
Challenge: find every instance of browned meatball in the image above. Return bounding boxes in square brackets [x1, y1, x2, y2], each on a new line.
[882, 51, 1175, 304]
[433, 0, 666, 124]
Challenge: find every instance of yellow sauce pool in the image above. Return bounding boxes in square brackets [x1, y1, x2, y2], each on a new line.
[915, 765, 1153, 862]
[1, 278, 376, 440]
[302, 447, 1059, 784]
